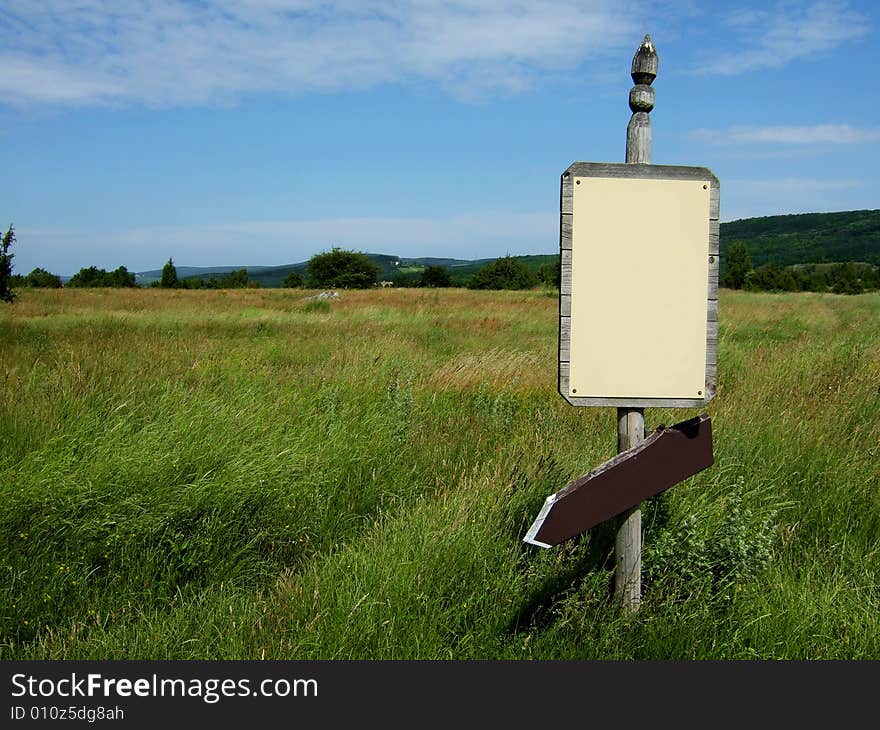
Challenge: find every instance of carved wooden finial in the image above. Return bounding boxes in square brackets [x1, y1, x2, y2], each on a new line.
[626, 34, 658, 164]
[631, 34, 658, 86]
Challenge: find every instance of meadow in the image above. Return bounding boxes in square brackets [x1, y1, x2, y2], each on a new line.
[1, 286, 878, 659]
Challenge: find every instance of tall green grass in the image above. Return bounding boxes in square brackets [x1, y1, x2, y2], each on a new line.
[1, 287, 878, 658]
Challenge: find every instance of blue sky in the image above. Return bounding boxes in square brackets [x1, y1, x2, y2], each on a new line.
[2, 1, 878, 276]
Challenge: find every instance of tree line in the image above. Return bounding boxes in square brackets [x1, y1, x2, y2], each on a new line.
[12, 235, 874, 302]
[153, 260, 257, 289]
[722, 241, 879, 294]
[151, 249, 560, 291]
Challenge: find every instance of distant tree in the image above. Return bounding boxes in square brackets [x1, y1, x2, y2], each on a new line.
[68, 265, 136, 288]
[67, 266, 104, 287]
[219, 269, 249, 288]
[418, 265, 452, 288]
[281, 271, 304, 288]
[306, 248, 379, 289]
[26, 268, 62, 288]
[178, 276, 210, 289]
[830, 262, 864, 295]
[0, 225, 15, 303]
[537, 256, 561, 288]
[109, 266, 137, 287]
[745, 264, 797, 292]
[392, 271, 420, 288]
[468, 256, 538, 290]
[720, 241, 752, 289]
[160, 258, 178, 288]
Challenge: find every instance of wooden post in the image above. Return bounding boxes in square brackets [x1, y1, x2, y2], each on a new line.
[615, 34, 658, 612]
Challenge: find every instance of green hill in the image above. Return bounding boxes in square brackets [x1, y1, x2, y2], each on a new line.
[720, 209, 880, 268]
[133, 209, 880, 288]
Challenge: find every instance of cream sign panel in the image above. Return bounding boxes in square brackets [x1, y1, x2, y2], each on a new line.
[558, 163, 720, 408]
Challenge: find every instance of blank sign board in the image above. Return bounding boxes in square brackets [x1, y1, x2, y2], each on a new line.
[558, 163, 719, 408]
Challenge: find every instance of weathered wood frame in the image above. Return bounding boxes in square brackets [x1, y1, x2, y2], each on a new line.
[558, 161, 719, 408]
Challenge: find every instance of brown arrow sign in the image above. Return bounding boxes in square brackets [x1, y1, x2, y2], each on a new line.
[524, 414, 714, 548]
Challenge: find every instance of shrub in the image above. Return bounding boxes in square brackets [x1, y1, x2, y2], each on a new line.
[745, 264, 797, 292]
[720, 241, 752, 289]
[418, 266, 452, 288]
[25, 268, 63, 288]
[67, 265, 136, 288]
[306, 248, 379, 289]
[537, 257, 561, 288]
[468, 256, 537, 290]
[281, 271, 304, 288]
[218, 269, 251, 289]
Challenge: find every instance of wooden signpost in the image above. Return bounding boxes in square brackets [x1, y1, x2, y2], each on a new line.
[525, 35, 720, 612]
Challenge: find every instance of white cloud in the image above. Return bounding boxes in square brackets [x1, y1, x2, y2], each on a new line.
[0, 1, 640, 106]
[699, 1, 868, 75]
[694, 124, 880, 145]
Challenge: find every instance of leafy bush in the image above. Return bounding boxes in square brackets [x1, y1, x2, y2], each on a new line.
[644, 480, 777, 600]
[468, 256, 538, 290]
[67, 265, 136, 288]
[720, 241, 752, 289]
[745, 264, 797, 292]
[537, 257, 561, 288]
[418, 266, 452, 288]
[281, 271, 304, 288]
[26, 268, 63, 288]
[219, 269, 252, 289]
[306, 248, 379, 289]
[736, 260, 879, 294]
[10, 267, 63, 289]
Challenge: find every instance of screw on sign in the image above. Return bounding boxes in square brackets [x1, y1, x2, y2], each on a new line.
[525, 35, 720, 612]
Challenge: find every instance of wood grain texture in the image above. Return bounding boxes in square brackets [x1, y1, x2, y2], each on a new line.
[708, 251, 720, 301]
[560, 214, 572, 250]
[565, 162, 718, 184]
[630, 33, 658, 85]
[565, 395, 710, 408]
[708, 229, 719, 255]
[616, 405, 644, 608]
[626, 113, 652, 164]
[560, 249, 572, 296]
[560, 293, 571, 317]
[560, 173, 573, 215]
[559, 316, 571, 362]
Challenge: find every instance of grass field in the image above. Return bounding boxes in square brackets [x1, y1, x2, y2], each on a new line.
[1, 287, 878, 659]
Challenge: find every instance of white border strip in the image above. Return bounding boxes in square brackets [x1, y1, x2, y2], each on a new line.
[522, 494, 558, 549]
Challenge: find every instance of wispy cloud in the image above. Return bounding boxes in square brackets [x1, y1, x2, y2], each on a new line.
[694, 124, 880, 145]
[699, 1, 868, 75]
[0, 1, 639, 107]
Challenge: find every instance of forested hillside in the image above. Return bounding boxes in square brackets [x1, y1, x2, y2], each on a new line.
[720, 210, 879, 267]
